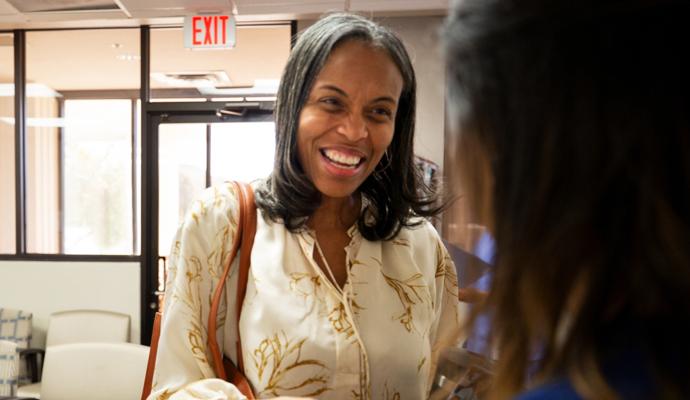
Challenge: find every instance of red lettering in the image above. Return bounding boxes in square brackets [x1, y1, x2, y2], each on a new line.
[192, 16, 202, 45]
[203, 16, 213, 44]
[219, 16, 229, 45]
[214, 16, 218, 44]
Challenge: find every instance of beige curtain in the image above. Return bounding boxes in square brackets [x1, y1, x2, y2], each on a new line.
[0, 96, 15, 253]
[25, 96, 60, 253]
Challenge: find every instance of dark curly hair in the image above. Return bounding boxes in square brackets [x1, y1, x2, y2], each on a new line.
[255, 13, 442, 241]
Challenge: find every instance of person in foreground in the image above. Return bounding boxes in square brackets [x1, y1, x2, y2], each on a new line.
[149, 13, 464, 400]
[443, 0, 690, 399]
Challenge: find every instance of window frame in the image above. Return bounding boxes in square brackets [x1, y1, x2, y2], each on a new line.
[0, 22, 293, 261]
[0, 27, 143, 261]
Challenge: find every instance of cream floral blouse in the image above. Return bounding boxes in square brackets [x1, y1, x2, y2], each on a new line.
[149, 182, 465, 400]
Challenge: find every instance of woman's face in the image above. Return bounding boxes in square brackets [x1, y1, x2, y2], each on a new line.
[297, 40, 404, 199]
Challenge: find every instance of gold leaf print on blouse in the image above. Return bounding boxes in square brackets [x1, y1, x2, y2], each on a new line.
[289, 272, 323, 298]
[190, 198, 207, 225]
[167, 241, 181, 284]
[207, 225, 231, 280]
[435, 242, 459, 297]
[384, 383, 401, 400]
[434, 241, 448, 279]
[392, 238, 410, 247]
[417, 357, 426, 374]
[383, 272, 429, 333]
[155, 389, 173, 400]
[348, 258, 368, 270]
[176, 256, 203, 311]
[187, 319, 209, 365]
[213, 186, 225, 208]
[350, 299, 366, 316]
[328, 302, 355, 339]
[252, 331, 331, 398]
[350, 384, 371, 400]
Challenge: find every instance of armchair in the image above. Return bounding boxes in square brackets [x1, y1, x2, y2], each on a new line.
[17, 309, 131, 398]
[0, 308, 40, 396]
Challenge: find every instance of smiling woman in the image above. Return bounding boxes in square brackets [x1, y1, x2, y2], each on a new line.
[149, 12, 466, 400]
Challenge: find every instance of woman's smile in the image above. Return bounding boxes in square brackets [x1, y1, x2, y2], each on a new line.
[319, 147, 367, 177]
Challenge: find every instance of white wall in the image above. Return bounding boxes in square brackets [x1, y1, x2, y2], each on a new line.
[298, 15, 447, 169]
[382, 16, 446, 169]
[0, 260, 140, 348]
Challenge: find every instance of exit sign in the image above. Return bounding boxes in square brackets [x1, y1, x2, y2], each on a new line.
[183, 15, 236, 49]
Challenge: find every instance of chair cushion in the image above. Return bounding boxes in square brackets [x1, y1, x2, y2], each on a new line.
[40, 342, 149, 400]
[16, 382, 41, 398]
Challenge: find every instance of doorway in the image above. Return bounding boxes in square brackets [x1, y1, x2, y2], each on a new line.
[141, 101, 274, 341]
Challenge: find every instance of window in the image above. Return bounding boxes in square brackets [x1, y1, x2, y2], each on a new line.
[156, 121, 276, 256]
[62, 100, 134, 254]
[209, 122, 275, 185]
[157, 123, 207, 255]
[24, 28, 140, 255]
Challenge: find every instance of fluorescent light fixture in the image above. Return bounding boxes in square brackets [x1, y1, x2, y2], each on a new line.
[149, 98, 208, 103]
[0, 117, 65, 127]
[116, 54, 140, 61]
[245, 96, 276, 102]
[198, 79, 279, 96]
[0, 83, 62, 97]
[210, 97, 245, 102]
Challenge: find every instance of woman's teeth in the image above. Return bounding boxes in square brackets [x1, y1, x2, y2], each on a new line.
[322, 149, 362, 168]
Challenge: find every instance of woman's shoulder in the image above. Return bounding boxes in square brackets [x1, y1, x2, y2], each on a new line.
[393, 219, 446, 263]
[396, 218, 443, 246]
[178, 182, 246, 232]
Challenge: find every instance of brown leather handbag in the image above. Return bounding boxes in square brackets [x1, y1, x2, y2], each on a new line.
[141, 181, 257, 399]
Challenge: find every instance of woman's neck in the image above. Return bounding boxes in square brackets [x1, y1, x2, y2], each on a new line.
[308, 193, 361, 232]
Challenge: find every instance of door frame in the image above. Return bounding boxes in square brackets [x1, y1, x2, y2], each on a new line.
[140, 100, 274, 343]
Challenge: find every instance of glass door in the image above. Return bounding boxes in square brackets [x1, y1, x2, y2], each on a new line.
[158, 120, 275, 257]
[141, 102, 274, 338]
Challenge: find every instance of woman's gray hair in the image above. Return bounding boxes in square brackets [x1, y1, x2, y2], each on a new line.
[256, 13, 442, 241]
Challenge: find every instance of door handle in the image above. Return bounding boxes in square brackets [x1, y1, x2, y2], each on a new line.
[216, 107, 246, 118]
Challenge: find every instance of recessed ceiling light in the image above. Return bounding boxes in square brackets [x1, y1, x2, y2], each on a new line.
[116, 54, 140, 61]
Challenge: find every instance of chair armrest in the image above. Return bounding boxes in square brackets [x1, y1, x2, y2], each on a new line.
[19, 348, 45, 383]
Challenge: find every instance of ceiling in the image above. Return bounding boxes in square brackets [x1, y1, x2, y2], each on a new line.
[0, 0, 448, 29]
[0, 0, 447, 97]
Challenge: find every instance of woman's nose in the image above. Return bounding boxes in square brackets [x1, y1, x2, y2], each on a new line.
[337, 113, 368, 141]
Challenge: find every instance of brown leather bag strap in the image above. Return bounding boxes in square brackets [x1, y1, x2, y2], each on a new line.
[207, 181, 256, 396]
[141, 311, 161, 399]
[235, 181, 256, 374]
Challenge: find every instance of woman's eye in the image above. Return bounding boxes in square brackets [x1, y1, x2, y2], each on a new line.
[371, 107, 393, 119]
[320, 98, 342, 108]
